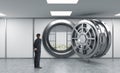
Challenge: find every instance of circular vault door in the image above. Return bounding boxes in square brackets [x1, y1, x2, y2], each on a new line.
[72, 19, 111, 58]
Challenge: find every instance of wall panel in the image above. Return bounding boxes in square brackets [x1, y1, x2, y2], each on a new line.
[0, 19, 5, 58]
[113, 19, 120, 57]
[7, 19, 33, 58]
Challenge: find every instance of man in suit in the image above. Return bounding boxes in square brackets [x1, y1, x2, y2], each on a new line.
[34, 33, 42, 69]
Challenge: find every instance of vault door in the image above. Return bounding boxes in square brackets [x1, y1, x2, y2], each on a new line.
[72, 19, 111, 58]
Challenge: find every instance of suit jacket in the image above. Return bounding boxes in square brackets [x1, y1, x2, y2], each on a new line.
[34, 38, 41, 52]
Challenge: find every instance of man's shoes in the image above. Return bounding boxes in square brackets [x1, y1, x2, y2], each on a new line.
[35, 67, 42, 69]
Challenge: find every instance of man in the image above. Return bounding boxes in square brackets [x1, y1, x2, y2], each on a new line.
[34, 33, 42, 69]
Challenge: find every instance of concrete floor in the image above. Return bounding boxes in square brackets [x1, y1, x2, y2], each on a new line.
[0, 59, 120, 73]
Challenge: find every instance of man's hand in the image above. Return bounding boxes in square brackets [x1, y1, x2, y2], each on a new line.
[34, 48, 37, 51]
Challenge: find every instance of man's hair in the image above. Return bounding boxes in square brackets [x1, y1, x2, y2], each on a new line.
[36, 33, 40, 37]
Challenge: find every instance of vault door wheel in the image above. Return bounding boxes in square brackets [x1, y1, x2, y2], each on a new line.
[72, 19, 111, 58]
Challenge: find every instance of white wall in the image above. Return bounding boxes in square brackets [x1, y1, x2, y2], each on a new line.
[7, 19, 33, 58]
[113, 19, 120, 57]
[0, 18, 115, 58]
[0, 19, 5, 58]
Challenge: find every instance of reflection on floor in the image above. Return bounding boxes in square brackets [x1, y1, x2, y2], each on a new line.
[0, 59, 119, 73]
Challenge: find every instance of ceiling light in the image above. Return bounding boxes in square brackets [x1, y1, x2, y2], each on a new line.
[47, 0, 79, 4]
[50, 11, 72, 16]
[0, 13, 6, 17]
[115, 13, 120, 16]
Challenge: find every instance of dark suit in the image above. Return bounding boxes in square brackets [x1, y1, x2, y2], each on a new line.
[34, 38, 41, 67]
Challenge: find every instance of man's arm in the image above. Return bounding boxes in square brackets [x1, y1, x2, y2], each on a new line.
[34, 40, 38, 51]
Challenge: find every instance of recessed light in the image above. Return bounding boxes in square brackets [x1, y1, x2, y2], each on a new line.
[47, 0, 79, 4]
[0, 13, 6, 17]
[50, 11, 72, 16]
[115, 13, 120, 16]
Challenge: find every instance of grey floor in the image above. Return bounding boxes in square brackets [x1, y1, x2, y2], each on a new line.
[0, 59, 120, 73]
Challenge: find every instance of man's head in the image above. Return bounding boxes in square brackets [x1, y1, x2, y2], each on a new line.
[36, 33, 40, 38]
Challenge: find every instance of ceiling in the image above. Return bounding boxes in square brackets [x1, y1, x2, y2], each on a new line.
[0, 0, 120, 18]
